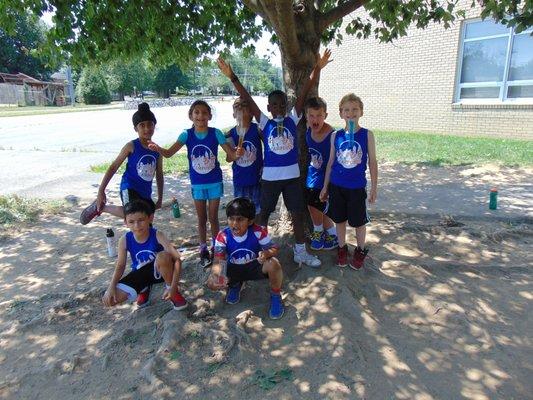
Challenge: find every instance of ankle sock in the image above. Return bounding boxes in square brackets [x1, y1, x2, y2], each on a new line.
[271, 287, 281, 294]
[294, 243, 306, 253]
[313, 224, 323, 233]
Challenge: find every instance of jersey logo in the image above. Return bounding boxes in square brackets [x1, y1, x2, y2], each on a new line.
[309, 147, 323, 170]
[236, 141, 258, 167]
[134, 249, 157, 270]
[229, 248, 257, 264]
[191, 144, 216, 174]
[337, 140, 363, 169]
[137, 155, 157, 181]
[267, 125, 294, 155]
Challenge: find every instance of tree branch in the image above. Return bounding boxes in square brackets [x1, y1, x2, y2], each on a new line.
[318, 0, 367, 32]
[273, 0, 301, 59]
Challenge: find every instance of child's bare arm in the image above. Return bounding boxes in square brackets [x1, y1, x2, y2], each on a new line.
[367, 130, 378, 203]
[97, 142, 133, 210]
[220, 142, 243, 162]
[258, 246, 279, 263]
[320, 131, 336, 202]
[217, 57, 261, 122]
[102, 236, 127, 307]
[294, 49, 332, 116]
[148, 140, 183, 158]
[155, 156, 164, 209]
[207, 255, 227, 290]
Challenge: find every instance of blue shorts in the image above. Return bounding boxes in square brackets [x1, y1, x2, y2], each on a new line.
[191, 182, 223, 201]
[234, 183, 261, 213]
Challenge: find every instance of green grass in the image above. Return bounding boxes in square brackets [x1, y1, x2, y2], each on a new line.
[0, 103, 122, 117]
[0, 195, 66, 227]
[375, 131, 533, 166]
[90, 132, 533, 174]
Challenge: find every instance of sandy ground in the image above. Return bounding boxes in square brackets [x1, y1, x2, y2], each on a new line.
[0, 166, 532, 400]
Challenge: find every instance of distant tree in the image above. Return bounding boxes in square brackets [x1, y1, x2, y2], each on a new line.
[0, 12, 53, 80]
[104, 60, 152, 100]
[152, 65, 191, 98]
[76, 67, 111, 104]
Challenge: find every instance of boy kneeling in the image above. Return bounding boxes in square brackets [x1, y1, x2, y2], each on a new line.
[102, 200, 187, 310]
[207, 197, 284, 319]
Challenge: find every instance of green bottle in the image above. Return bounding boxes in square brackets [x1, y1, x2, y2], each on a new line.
[172, 197, 181, 218]
[489, 188, 498, 210]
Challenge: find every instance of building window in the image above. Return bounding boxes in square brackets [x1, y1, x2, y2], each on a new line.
[455, 19, 533, 102]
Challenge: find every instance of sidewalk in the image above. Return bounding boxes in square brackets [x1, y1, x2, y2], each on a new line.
[14, 163, 533, 222]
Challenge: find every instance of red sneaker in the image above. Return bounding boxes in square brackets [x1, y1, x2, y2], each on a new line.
[350, 247, 368, 270]
[170, 292, 188, 310]
[79, 200, 102, 225]
[336, 245, 349, 268]
[136, 286, 151, 308]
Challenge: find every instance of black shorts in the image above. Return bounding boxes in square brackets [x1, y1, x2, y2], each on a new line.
[116, 261, 164, 301]
[326, 183, 369, 227]
[260, 178, 305, 216]
[227, 260, 268, 286]
[305, 187, 327, 212]
[120, 188, 156, 214]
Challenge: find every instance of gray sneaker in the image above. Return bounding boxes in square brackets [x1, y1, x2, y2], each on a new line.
[79, 200, 101, 225]
[293, 246, 321, 268]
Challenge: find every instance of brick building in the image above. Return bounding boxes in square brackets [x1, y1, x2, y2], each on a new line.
[319, 3, 533, 139]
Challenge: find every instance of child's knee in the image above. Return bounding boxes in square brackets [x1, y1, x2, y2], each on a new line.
[264, 257, 282, 274]
[156, 251, 173, 269]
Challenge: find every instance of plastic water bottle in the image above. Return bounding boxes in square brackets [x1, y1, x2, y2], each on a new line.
[348, 120, 356, 146]
[489, 188, 498, 210]
[106, 228, 117, 257]
[172, 197, 181, 218]
[275, 116, 284, 137]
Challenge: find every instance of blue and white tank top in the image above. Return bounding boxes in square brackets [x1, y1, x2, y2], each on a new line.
[305, 128, 333, 189]
[223, 226, 262, 265]
[330, 127, 368, 189]
[126, 227, 164, 271]
[186, 127, 223, 185]
[228, 123, 262, 186]
[262, 116, 299, 168]
[120, 139, 160, 199]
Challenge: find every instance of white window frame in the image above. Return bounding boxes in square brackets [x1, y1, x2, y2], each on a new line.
[454, 18, 533, 104]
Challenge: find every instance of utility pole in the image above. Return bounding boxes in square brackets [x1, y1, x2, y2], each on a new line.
[66, 66, 75, 106]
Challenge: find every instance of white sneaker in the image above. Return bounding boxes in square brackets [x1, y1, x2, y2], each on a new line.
[293, 246, 321, 268]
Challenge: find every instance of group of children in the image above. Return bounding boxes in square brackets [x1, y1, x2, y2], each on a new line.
[81, 49, 378, 320]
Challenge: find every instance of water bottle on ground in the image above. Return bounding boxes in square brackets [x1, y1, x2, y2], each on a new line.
[489, 188, 498, 210]
[106, 228, 117, 258]
[172, 197, 181, 218]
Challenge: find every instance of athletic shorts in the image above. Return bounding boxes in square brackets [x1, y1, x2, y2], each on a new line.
[305, 187, 327, 213]
[191, 182, 223, 201]
[227, 259, 268, 286]
[326, 183, 369, 228]
[260, 178, 305, 216]
[234, 183, 261, 213]
[120, 188, 156, 214]
[116, 261, 164, 302]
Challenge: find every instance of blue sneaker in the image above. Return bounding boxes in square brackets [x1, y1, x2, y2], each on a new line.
[269, 293, 284, 319]
[309, 231, 324, 250]
[225, 283, 242, 304]
[323, 233, 338, 250]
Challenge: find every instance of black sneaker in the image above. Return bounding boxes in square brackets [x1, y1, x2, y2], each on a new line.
[199, 247, 212, 268]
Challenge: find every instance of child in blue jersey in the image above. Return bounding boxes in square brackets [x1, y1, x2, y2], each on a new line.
[102, 199, 187, 310]
[304, 97, 338, 251]
[207, 197, 284, 319]
[80, 103, 163, 224]
[217, 50, 332, 269]
[225, 97, 263, 217]
[320, 94, 378, 269]
[148, 100, 243, 268]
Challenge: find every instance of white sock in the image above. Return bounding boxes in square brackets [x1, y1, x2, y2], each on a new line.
[295, 243, 306, 253]
[313, 224, 323, 232]
[326, 226, 337, 236]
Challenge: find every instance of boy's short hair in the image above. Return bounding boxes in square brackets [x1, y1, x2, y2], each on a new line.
[226, 197, 256, 220]
[233, 97, 249, 110]
[268, 90, 287, 103]
[124, 199, 153, 217]
[305, 97, 327, 112]
[339, 93, 364, 112]
[189, 100, 212, 117]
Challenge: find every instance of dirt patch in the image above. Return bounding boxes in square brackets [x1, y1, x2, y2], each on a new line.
[0, 200, 532, 399]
